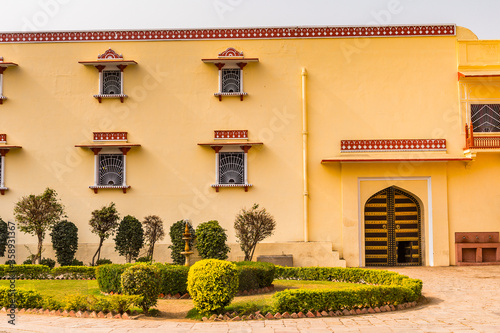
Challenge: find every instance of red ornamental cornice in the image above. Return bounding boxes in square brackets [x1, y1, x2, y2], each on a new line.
[98, 48, 123, 60]
[0, 25, 455, 43]
[214, 130, 248, 139]
[219, 47, 243, 57]
[341, 139, 447, 152]
[93, 132, 127, 141]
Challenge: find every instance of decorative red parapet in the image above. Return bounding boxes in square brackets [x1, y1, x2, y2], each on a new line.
[93, 132, 127, 142]
[455, 232, 500, 266]
[341, 139, 446, 152]
[465, 123, 500, 149]
[214, 130, 248, 139]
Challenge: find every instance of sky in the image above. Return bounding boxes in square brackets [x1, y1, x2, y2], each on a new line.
[0, 0, 498, 39]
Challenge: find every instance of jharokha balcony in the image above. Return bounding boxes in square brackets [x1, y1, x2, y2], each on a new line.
[465, 124, 500, 150]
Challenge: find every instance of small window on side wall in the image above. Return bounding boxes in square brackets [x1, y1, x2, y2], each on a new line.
[79, 49, 137, 103]
[202, 47, 259, 101]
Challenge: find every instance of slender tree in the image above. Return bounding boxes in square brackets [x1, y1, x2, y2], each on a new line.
[0, 219, 7, 257]
[234, 203, 276, 261]
[115, 215, 144, 263]
[13, 188, 65, 264]
[89, 202, 119, 266]
[142, 215, 165, 260]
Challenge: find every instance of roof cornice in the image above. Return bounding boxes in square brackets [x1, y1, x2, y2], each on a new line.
[0, 24, 455, 44]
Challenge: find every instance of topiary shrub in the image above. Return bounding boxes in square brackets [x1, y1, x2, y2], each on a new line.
[96, 258, 112, 265]
[114, 215, 144, 263]
[168, 220, 195, 265]
[0, 219, 7, 257]
[50, 220, 78, 266]
[40, 258, 56, 269]
[234, 261, 275, 288]
[195, 220, 230, 260]
[121, 264, 160, 312]
[187, 259, 239, 315]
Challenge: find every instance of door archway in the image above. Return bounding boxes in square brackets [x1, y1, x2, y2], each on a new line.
[364, 186, 422, 266]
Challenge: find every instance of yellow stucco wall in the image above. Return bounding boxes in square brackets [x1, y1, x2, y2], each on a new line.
[0, 26, 498, 267]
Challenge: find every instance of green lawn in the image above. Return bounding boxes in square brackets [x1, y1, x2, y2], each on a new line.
[0, 280, 101, 298]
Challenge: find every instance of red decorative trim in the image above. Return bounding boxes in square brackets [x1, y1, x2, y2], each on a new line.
[341, 139, 447, 152]
[214, 130, 248, 140]
[214, 92, 247, 101]
[0, 134, 6, 143]
[218, 47, 243, 57]
[93, 132, 127, 141]
[212, 184, 252, 192]
[0, 187, 7, 195]
[98, 48, 123, 60]
[0, 25, 456, 44]
[89, 185, 130, 194]
[322, 157, 471, 163]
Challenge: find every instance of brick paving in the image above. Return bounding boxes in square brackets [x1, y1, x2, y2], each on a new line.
[0, 266, 499, 332]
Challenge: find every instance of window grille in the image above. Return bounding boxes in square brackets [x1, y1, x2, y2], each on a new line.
[98, 154, 124, 186]
[471, 104, 500, 132]
[102, 70, 121, 95]
[219, 152, 244, 184]
[221, 69, 241, 93]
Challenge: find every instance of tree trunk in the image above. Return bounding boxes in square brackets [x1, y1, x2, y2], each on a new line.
[92, 238, 104, 266]
[148, 242, 155, 260]
[34, 234, 44, 264]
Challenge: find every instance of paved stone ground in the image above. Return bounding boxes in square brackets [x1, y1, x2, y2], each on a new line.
[0, 266, 499, 333]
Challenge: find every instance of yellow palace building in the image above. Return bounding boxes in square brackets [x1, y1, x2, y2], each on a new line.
[0, 24, 499, 267]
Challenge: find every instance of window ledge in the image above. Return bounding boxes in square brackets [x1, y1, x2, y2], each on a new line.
[93, 94, 128, 103]
[211, 183, 252, 192]
[0, 187, 8, 195]
[214, 92, 247, 101]
[0, 96, 6, 104]
[89, 185, 130, 194]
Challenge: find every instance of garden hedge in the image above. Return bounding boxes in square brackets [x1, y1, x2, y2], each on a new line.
[234, 261, 275, 291]
[0, 265, 96, 280]
[96, 264, 135, 293]
[153, 263, 189, 295]
[273, 266, 422, 313]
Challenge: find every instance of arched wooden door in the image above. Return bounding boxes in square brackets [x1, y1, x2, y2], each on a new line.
[364, 186, 422, 266]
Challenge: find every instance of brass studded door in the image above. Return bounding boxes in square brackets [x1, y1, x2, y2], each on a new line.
[364, 187, 422, 266]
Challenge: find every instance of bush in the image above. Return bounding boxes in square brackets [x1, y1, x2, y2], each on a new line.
[96, 258, 112, 265]
[40, 258, 56, 269]
[169, 220, 195, 265]
[43, 296, 64, 310]
[50, 220, 78, 266]
[96, 264, 135, 293]
[0, 287, 43, 309]
[0, 264, 51, 279]
[136, 256, 151, 263]
[142, 215, 165, 260]
[64, 294, 88, 311]
[154, 263, 189, 295]
[234, 261, 275, 289]
[121, 264, 161, 312]
[195, 220, 230, 260]
[71, 259, 84, 266]
[4, 260, 15, 265]
[115, 215, 144, 263]
[187, 259, 239, 315]
[50, 266, 96, 279]
[0, 219, 7, 257]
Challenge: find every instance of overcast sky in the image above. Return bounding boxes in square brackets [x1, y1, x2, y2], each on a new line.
[0, 0, 498, 39]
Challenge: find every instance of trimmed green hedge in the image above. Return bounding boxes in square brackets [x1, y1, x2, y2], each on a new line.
[51, 266, 96, 279]
[0, 287, 43, 309]
[0, 265, 51, 279]
[96, 264, 136, 293]
[234, 261, 275, 291]
[154, 263, 189, 295]
[0, 265, 96, 280]
[273, 266, 422, 313]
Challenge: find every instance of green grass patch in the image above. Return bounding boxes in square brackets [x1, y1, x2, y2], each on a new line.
[0, 280, 101, 298]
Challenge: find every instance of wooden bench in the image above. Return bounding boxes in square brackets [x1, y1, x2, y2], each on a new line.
[455, 232, 500, 266]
